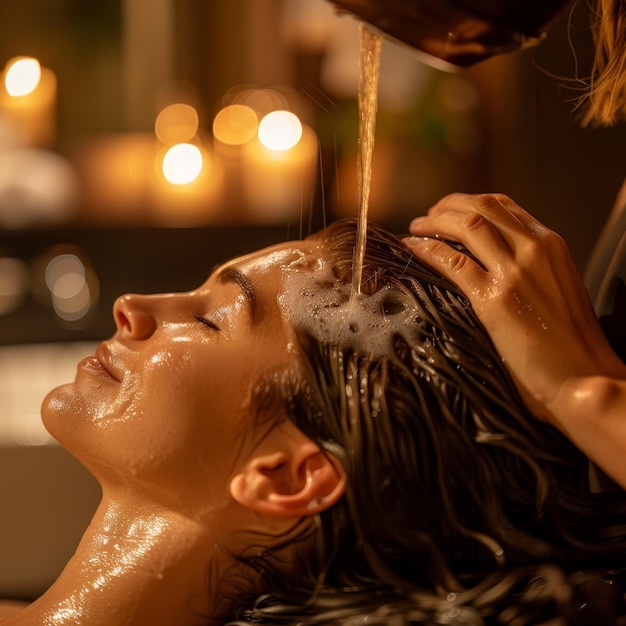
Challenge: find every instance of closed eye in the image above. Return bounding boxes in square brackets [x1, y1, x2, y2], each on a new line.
[193, 313, 221, 331]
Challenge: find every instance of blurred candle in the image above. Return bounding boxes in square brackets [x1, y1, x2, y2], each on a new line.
[162, 143, 203, 184]
[0, 147, 78, 228]
[213, 104, 258, 149]
[150, 101, 227, 225]
[71, 133, 156, 224]
[242, 111, 317, 223]
[0, 57, 57, 147]
[212, 104, 258, 215]
[150, 140, 225, 226]
[257, 110, 302, 151]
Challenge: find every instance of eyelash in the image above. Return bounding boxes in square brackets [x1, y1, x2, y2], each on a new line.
[193, 313, 220, 331]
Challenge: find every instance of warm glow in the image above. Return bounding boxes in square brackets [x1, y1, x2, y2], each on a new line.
[52, 277, 91, 321]
[162, 143, 203, 184]
[154, 103, 199, 144]
[213, 104, 258, 146]
[241, 89, 288, 118]
[45, 254, 85, 292]
[258, 111, 302, 151]
[5, 57, 42, 96]
[45, 254, 93, 322]
[225, 86, 289, 119]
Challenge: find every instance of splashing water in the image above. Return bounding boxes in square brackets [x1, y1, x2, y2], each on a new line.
[351, 25, 382, 297]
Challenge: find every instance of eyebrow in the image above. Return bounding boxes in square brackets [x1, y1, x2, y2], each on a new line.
[217, 266, 257, 319]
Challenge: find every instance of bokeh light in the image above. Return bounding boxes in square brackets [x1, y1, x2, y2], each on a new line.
[162, 143, 203, 184]
[212, 104, 258, 146]
[225, 86, 289, 119]
[155, 103, 199, 144]
[257, 111, 303, 151]
[45, 253, 94, 323]
[44, 254, 84, 292]
[4, 57, 41, 96]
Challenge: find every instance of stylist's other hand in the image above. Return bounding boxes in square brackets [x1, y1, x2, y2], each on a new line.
[403, 193, 626, 424]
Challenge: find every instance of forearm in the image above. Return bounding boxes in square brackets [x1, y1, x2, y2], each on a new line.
[552, 374, 626, 490]
[405, 193, 626, 488]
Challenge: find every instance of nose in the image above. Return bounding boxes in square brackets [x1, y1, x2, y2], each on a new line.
[113, 293, 159, 340]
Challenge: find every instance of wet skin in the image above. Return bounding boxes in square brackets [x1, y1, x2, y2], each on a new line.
[42, 240, 321, 516]
[3, 240, 328, 626]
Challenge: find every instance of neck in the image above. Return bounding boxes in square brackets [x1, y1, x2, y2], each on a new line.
[2, 494, 245, 626]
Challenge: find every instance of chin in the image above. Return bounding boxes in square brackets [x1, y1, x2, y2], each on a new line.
[41, 382, 80, 444]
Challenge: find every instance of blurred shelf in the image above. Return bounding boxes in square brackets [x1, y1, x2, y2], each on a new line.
[0, 223, 293, 344]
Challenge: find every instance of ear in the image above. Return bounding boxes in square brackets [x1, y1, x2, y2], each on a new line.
[230, 422, 346, 518]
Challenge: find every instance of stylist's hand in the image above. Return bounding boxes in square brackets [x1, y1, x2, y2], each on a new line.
[404, 193, 625, 423]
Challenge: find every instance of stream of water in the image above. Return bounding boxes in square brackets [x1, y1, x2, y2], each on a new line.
[351, 25, 382, 297]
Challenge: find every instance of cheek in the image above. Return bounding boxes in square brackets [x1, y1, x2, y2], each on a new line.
[112, 349, 254, 503]
[40, 348, 198, 475]
[131, 349, 252, 472]
[42, 338, 262, 505]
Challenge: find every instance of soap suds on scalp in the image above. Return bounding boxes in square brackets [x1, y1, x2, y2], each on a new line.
[279, 257, 420, 358]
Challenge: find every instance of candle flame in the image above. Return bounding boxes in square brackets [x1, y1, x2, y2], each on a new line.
[5, 57, 42, 96]
[258, 111, 302, 151]
[162, 143, 203, 185]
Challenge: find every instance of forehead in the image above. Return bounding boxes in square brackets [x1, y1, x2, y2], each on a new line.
[219, 239, 323, 280]
[205, 240, 326, 331]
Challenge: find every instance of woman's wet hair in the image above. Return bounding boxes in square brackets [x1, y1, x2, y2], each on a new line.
[228, 219, 626, 625]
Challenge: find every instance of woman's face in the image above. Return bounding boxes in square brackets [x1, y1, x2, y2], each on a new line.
[42, 240, 320, 514]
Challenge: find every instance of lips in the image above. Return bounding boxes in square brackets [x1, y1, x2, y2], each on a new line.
[78, 343, 120, 381]
[96, 343, 121, 381]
